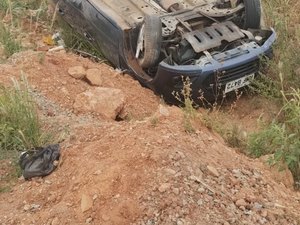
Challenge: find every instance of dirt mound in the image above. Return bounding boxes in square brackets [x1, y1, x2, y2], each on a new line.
[0, 50, 159, 120]
[0, 51, 299, 225]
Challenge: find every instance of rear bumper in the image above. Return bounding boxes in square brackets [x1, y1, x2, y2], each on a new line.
[151, 29, 276, 103]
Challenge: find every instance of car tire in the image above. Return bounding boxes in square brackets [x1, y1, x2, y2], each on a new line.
[243, 0, 261, 29]
[137, 15, 162, 68]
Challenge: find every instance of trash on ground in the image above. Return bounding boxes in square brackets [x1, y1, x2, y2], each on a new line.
[19, 144, 60, 180]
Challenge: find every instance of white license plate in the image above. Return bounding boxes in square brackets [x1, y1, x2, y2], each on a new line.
[225, 73, 255, 94]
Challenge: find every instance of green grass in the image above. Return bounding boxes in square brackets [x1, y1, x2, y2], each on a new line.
[246, 0, 300, 189]
[247, 89, 300, 189]
[0, 0, 48, 16]
[0, 77, 53, 154]
[262, 0, 300, 89]
[58, 18, 104, 60]
[0, 23, 22, 58]
[0, 0, 51, 60]
[0, 77, 55, 191]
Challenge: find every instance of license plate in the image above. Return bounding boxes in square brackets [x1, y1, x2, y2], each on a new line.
[225, 73, 255, 94]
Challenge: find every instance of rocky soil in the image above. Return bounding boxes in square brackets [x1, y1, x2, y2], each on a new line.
[0, 51, 299, 225]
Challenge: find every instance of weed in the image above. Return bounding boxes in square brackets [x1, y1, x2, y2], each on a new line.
[202, 110, 246, 149]
[0, 76, 54, 153]
[38, 51, 46, 64]
[247, 88, 300, 189]
[173, 77, 197, 133]
[150, 116, 159, 127]
[0, 186, 11, 193]
[0, 159, 22, 193]
[0, 22, 22, 58]
[262, 0, 300, 89]
[57, 18, 104, 60]
[224, 124, 246, 149]
[0, 0, 10, 15]
[249, 72, 281, 99]
[245, 0, 300, 189]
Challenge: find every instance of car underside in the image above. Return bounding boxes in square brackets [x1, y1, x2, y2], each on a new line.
[55, 0, 276, 103]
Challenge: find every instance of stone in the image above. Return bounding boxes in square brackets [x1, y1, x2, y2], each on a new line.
[207, 165, 220, 177]
[23, 204, 31, 211]
[51, 217, 59, 225]
[158, 104, 170, 116]
[197, 199, 203, 206]
[31, 204, 40, 210]
[235, 199, 248, 207]
[86, 217, 93, 223]
[270, 165, 294, 188]
[164, 168, 176, 175]
[253, 202, 263, 210]
[158, 183, 171, 193]
[45, 180, 52, 185]
[173, 188, 180, 195]
[81, 194, 93, 213]
[261, 209, 268, 218]
[93, 194, 98, 200]
[189, 175, 202, 183]
[68, 66, 86, 79]
[73, 87, 125, 120]
[101, 215, 110, 221]
[197, 187, 205, 193]
[86, 68, 103, 86]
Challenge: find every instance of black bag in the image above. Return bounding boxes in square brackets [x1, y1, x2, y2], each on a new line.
[19, 144, 60, 179]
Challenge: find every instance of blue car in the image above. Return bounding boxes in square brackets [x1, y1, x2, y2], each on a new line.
[54, 0, 276, 103]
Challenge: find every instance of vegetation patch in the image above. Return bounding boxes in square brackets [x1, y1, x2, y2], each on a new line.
[0, 23, 22, 58]
[248, 88, 300, 189]
[0, 78, 54, 155]
[173, 77, 198, 133]
[57, 18, 104, 61]
[0, 77, 57, 191]
[246, 0, 300, 189]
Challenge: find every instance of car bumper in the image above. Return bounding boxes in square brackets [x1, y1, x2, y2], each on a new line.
[151, 29, 276, 103]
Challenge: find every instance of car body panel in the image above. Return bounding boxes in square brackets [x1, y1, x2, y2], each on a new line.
[151, 29, 276, 101]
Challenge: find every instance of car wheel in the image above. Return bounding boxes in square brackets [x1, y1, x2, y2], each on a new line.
[136, 15, 162, 68]
[243, 0, 261, 29]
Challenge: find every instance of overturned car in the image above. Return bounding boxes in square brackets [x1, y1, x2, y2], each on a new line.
[54, 0, 276, 103]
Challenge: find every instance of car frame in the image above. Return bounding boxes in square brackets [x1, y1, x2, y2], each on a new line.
[53, 0, 276, 104]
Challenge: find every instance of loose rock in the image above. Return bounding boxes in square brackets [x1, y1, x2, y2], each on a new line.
[235, 199, 247, 207]
[73, 87, 126, 120]
[101, 215, 110, 221]
[158, 183, 171, 193]
[68, 66, 86, 79]
[81, 194, 93, 213]
[86, 217, 93, 223]
[207, 165, 220, 177]
[158, 104, 170, 117]
[51, 217, 59, 225]
[86, 68, 103, 86]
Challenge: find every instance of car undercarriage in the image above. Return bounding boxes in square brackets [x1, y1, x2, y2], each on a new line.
[55, 0, 276, 103]
[133, 0, 270, 69]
